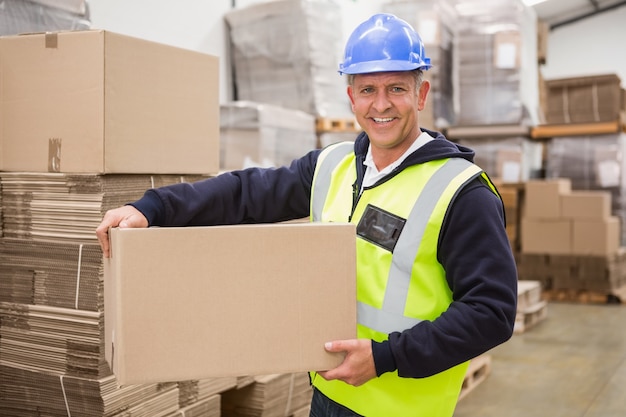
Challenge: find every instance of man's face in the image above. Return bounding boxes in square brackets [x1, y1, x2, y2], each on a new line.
[347, 71, 429, 152]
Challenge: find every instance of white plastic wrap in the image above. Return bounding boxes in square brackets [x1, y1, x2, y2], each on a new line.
[0, 0, 90, 36]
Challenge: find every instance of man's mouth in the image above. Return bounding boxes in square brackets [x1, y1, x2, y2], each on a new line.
[372, 117, 395, 124]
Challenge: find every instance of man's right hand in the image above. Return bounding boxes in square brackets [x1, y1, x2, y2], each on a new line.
[96, 205, 148, 258]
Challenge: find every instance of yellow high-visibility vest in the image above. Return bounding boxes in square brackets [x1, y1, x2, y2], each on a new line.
[309, 141, 494, 417]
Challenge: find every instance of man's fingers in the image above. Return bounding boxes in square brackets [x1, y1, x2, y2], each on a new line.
[95, 207, 147, 258]
[324, 339, 355, 353]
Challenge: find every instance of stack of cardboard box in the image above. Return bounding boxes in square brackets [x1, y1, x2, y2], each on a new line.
[545, 133, 626, 246]
[0, 29, 230, 416]
[518, 178, 626, 296]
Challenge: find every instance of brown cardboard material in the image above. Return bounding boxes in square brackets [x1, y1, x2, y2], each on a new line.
[544, 74, 622, 124]
[0, 30, 219, 174]
[104, 223, 357, 386]
[521, 218, 571, 255]
[560, 191, 612, 220]
[524, 179, 571, 219]
[572, 217, 620, 256]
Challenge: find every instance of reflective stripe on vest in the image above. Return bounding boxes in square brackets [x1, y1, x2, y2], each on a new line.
[311, 142, 354, 222]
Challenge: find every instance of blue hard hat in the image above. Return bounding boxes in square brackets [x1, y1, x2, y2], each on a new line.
[339, 13, 432, 75]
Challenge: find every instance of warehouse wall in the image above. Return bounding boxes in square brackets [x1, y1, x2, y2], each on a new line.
[541, 5, 626, 82]
[88, 0, 626, 104]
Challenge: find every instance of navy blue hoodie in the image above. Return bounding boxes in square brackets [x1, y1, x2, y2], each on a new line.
[131, 128, 517, 379]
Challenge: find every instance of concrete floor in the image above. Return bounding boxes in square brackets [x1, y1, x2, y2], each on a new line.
[454, 302, 626, 417]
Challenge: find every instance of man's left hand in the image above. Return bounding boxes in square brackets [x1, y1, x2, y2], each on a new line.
[317, 339, 376, 387]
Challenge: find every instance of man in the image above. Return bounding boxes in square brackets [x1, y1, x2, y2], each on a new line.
[96, 13, 517, 417]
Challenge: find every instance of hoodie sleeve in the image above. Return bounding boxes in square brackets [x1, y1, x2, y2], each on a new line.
[373, 178, 517, 378]
[129, 149, 320, 227]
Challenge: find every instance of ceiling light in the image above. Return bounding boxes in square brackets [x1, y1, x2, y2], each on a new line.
[521, 0, 548, 6]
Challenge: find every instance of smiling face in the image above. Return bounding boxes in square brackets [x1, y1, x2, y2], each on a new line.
[347, 70, 430, 168]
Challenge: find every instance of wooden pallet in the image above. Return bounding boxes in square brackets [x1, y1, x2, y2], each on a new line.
[514, 300, 548, 334]
[542, 285, 626, 304]
[315, 117, 360, 132]
[530, 120, 623, 139]
[458, 354, 492, 401]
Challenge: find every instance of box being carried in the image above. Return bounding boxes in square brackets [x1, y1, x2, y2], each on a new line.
[104, 223, 357, 386]
[0, 30, 219, 174]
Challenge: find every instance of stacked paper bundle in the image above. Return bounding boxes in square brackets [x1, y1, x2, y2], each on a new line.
[452, 0, 539, 126]
[221, 372, 312, 417]
[0, 173, 217, 415]
[175, 394, 221, 417]
[220, 101, 317, 171]
[178, 377, 238, 408]
[0, 0, 90, 37]
[224, 0, 352, 118]
[0, 173, 205, 242]
[0, 365, 180, 416]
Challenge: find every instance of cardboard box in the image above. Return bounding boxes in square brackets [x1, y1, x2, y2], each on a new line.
[572, 217, 620, 256]
[561, 191, 611, 220]
[521, 218, 571, 255]
[524, 179, 571, 219]
[0, 30, 219, 174]
[545, 74, 622, 124]
[104, 223, 357, 385]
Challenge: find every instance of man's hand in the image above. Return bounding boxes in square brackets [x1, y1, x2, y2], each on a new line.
[317, 339, 377, 387]
[95, 206, 148, 258]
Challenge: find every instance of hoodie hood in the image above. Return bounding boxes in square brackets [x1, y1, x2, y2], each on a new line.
[353, 127, 475, 168]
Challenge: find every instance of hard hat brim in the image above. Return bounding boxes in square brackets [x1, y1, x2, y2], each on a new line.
[339, 60, 431, 75]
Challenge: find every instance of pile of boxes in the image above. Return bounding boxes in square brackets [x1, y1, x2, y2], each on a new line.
[518, 178, 626, 295]
[0, 29, 217, 415]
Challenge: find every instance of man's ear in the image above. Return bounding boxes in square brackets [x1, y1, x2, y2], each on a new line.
[417, 80, 431, 111]
[347, 85, 356, 112]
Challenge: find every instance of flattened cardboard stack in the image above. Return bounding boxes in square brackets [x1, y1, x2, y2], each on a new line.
[224, 0, 352, 118]
[544, 74, 623, 124]
[453, 0, 539, 126]
[221, 373, 312, 417]
[220, 101, 317, 171]
[0, 27, 228, 416]
[0, 173, 225, 415]
[0, 0, 90, 37]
